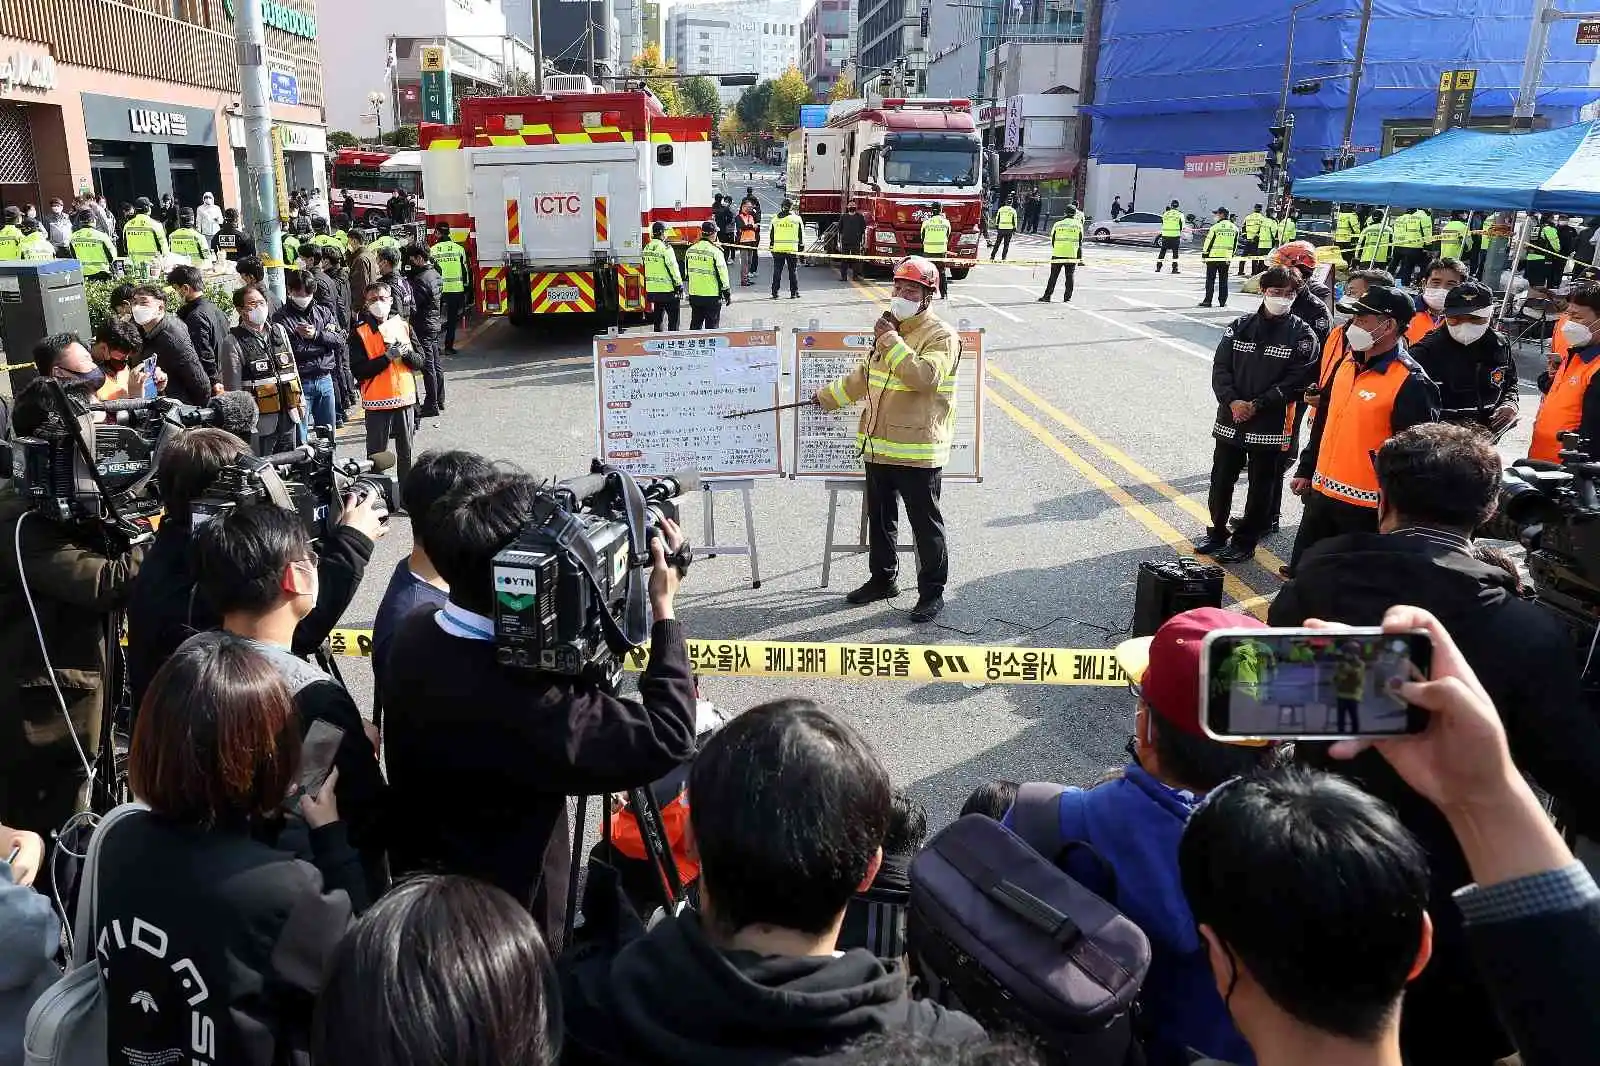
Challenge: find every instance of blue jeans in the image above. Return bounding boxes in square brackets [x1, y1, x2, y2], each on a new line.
[302, 373, 337, 430]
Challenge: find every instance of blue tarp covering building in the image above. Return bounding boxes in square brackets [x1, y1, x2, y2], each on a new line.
[1088, 1, 1600, 180]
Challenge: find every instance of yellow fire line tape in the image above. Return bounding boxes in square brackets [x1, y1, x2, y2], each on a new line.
[326, 628, 1129, 685]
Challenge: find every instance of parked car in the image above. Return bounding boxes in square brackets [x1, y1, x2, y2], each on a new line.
[1090, 211, 1194, 246]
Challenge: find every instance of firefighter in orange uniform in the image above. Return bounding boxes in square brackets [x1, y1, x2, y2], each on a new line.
[349, 279, 426, 484]
[1531, 281, 1600, 463]
[1287, 285, 1440, 575]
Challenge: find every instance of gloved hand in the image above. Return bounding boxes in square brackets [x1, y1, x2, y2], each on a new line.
[723, 291, 732, 306]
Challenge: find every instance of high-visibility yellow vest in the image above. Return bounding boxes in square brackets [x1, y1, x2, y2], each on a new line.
[641, 238, 682, 293]
[0, 225, 26, 260]
[770, 214, 802, 254]
[684, 240, 729, 297]
[19, 233, 53, 261]
[921, 214, 951, 256]
[1279, 217, 1297, 242]
[431, 239, 467, 294]
[71, 228, 116, 275]
[996, 205, 1018, 231]
[1335, 212, 1360, 243]
[1203, 220, 1238, 261]
[123, 214, 167, 259]
[1256, 217, 1278, 247]
[1243, 213, 1266, 241]
[1391, 214, 1422, 249]
[1356, 223, 1392, 265]
[371, 234, 402, 256]
[169, 228, 208, 261]
[1049, 216, 1083, 262]
[282, 234, 301, 264]
[1438, 220, 1471, 260]
[1161, 209, 1184, 238]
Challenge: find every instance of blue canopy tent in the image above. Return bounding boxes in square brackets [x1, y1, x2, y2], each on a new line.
[1291, 122, 1600, 213]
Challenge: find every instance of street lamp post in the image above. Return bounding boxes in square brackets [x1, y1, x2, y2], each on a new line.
[370, 91, 387, 144]
[1338, 0, 1374, 169]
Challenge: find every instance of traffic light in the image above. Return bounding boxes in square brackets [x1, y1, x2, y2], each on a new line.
[1267, 124, 1288, 168]
[1257, 162, 1275, 194]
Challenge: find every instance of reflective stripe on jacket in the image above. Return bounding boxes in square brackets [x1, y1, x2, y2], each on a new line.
[816, 309, 961, 468]
[921, 215, 951, 256]
[642, 238, 683, 293]
[355, 322, 417, 410]
[1050, 217, 1083, 262]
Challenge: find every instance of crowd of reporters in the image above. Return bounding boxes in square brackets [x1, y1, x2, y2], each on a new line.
[0, 397, 1598, 1065]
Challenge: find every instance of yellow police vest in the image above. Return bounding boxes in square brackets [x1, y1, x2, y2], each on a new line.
[1050, 216, 1083, 262]
[71, 228, 115, 275]
[282, 234, 301, 264]
[642, 238, 682, 293]
[921, 215, 951, 256]
[684, 240, 729, 297]
[1335, 212, 1360, 243]
[431, 239, 467, 294]
[0, 225, 24, 260]
[1438, 220, 1471, 260]
[996, 205, 1018, 231]
[1203, 220, 1238, 261]
[1243, 213, 1265, 241]
[1279, 217, 1297, 242]
[169, 228, 208, 260]
[770, 214, 801, 254]
[124, 214, 165, 259]
[1161, 209, 1184, 238]
[19, 233, 53, 261]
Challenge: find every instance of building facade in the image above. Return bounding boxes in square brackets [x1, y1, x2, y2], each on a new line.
[855, 0, 928, 95]
[666, 0, 800, 104]
[642, 1, 663, 54]
[802, 0, 854, 99]
[0, 0, 324, 211]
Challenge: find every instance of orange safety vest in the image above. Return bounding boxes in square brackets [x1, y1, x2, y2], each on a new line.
[1405, 311, 1441, 346]
[738, 213, 758, 245]
[1531, 350, 1600, 461]
[1318, 325, 1347, 391]
[96, 368, 133, 402]
[1313, 353, 1416, 508]
[355, 321, 417, 410]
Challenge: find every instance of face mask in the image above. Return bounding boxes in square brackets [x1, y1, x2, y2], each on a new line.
[369, 300, 392, 320]
[1422, 287, 1449, 311]
[247, 305, 269, 326]
[101, 355, 128, 373]
[1561, 319, 1594, 349]
[57, 366, 106, 393]
[1345, 323, 1380, 352]
[292, 560, 319, 608]
[889, 296, 923, 321]
[1261, 295, 1294, 317]
[131, 304, 161, 326]
[1447, 319, 1490, 345]
[289, 294, 313, 309]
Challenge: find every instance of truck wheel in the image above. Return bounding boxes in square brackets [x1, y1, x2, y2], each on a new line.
[507, 275, 534, 328]
[949, 267, 970, 281]
[1093, 228, 1111, 243]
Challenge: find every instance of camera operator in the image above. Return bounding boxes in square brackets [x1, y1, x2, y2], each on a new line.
[1272, 422, 1600, 1066]
[130, 284, 211, 407]
[125, 427, 384, 714]
[378, 471, 698, 943]
[0, 340, 147, 840]
[187, 504, 388, 896]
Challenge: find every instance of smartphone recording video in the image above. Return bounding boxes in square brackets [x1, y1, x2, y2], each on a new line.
[1200, 627, 1431, 741]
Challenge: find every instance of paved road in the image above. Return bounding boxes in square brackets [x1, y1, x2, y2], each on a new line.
[337, 176, 1547, 826]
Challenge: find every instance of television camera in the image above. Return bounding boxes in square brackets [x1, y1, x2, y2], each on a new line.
[191, 426, 398, 541]
[491, 461, 696, 682]
[1485, 431, 1600, 673]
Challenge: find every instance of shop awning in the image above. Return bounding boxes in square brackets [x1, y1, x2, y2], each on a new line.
[1001, 153, 1080, 181]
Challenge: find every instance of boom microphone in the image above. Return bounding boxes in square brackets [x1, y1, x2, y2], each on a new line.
[206, 391, 260, 442]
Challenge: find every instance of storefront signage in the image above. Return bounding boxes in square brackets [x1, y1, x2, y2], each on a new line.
[275, 123, 326, 154]
[0, 50, 56, 94]
[1432, 68, 1476, 135]
[82, 94, 217, 145]
[1183, 151, 1266, 179]
[270, 69, 299, 106]
[1003, 96, 1023, 151]
[220, 0, 318, 40]
[1577, 19, 1600, 45]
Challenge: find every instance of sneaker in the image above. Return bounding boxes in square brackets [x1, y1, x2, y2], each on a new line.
[1193, 534, 1229, 555]
[1037, 295, 1051, 302]
[909, 594, 945, 623]
[790, 293, 800, 299]
[846, 578, 899, 605]
[1215, 544, 1256, 563]
[1198, 300, 1213, 307]
[770, 294, 779, 300]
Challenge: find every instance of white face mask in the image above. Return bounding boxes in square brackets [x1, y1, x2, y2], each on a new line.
[246, 305, 268, 326]
[289, 294, 313, 309]
[1345, 323, 1379, 352]
[889, 296, 923, 321]
[368, 300, 392, 320]
[1561, 319, 1594, 349]
[131, 304, 161, 326]
[1261, 295, 1294, 317]
[1447, 319, 1490, 345]
[1422, 287, 1449, 311]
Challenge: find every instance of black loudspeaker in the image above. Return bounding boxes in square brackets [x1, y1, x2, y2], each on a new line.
[1132, 558, 1225, 637]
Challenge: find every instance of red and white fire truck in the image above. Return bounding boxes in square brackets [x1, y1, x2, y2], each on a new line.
[420, 77, 715, 327]
[786, 98, 991, 279]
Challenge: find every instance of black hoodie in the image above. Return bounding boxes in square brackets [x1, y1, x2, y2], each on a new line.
[561, 910, 983, 1066]
[1271, 530, 1600, 1064]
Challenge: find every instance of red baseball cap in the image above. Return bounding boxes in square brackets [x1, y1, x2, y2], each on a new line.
[1113, 607, 1266, 738]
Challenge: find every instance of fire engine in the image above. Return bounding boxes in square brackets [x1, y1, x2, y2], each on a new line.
[420, 76, 715, 327]
[787, 98, 992, 279]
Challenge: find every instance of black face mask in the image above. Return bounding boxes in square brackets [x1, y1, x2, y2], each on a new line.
[56, 366, 106, 394]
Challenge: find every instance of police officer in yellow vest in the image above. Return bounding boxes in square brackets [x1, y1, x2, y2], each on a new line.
[0, 207, 25, 260]
[991, 196, 1018, 261]
[70, 211, 118, 278]
[1156, 200, 1184, 274]
[1251, 214, 1278, 274]
[1355, 213, 1393, 269]
[685, 221, 732, 330]
[1278, 211, 1298, 244]
[769, 200, 802, 299]
[16, 220, 54, 261]
[1239, 204, 1267, 276]
[642, 220, 684, 333]
[814, 255, 960, 623]
[1333, 205, 1362, 260]
[167, 208, 211, 264]
[919, 202, 952, 299]
[1199, 207, 1238, 307]
[430, 222, 470, 352]
[1438, 212, 1472, 262]
[122, 198, 169, 266]
[1039, 205, 1083, 303]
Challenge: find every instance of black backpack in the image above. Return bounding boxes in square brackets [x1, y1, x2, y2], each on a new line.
[909, 790, 1151, 1065]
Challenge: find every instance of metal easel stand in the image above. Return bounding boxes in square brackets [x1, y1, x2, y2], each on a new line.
[819, 479, 912, 588]
[701, 480, 762, 588]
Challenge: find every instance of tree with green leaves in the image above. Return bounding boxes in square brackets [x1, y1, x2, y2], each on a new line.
[328, 130, 361, 149]
[764, 67, 812, 133]
[680, 76, 722, 122]
[736, 80, 775, 131]
[629, 44, 683, 116]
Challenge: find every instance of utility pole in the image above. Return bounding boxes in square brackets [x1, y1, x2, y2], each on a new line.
[601, 0, 615, 85]
[1338, 0, 1373, 169]
[531, 0, 545, 91]
[236, 0, 284, 302]
[987, 0, 1009, 152]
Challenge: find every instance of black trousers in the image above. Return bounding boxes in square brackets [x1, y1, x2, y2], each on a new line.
[648, 292, 680, 332]
[991, 231, 1013, 260]
[1043, 262, 1076, 300]
[865, 461, 948, 595]
[688, 295, 722, 330]
[770, 252, 798, 297]
[1203, 262, 1230, 305]
[1289, 491, 1379, 568]
[935, 261, 948, 298]
[442, 291, 466, 350]
[417, 332, 445, 414]
[1156, 236, 1180, 265]
[1208, 440, 1281, 548]
[839, 243, 862, 280]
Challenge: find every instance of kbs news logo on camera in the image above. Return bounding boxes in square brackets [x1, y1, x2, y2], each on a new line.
[532, 194, 583, 215]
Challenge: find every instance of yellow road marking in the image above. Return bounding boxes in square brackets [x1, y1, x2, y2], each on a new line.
[986, 364, 1291, 579]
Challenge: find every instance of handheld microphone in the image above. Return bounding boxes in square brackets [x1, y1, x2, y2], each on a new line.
[205, 391, 260, 442]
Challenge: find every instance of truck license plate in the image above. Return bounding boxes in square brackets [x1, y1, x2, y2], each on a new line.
[546, 285, 581, 303]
